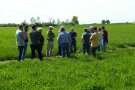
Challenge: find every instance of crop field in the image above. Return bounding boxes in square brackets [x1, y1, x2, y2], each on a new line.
[0, 24, 135, 89]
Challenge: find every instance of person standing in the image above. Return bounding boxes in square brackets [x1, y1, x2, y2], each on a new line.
[101, 26, 108, 51]
[46, 26, 55, 57]
[69, 28, 77, 53]
[16, 24, 25, 61]
[38, 28, 44, 52]
[97, 27, 103, 51]
[90, 27, 99, 57]
[58, 28, 62, 55]
[29, 24, 43, 60]
[22, 25, 29, 60]
[57, 26, 72, 58]
[81, 29, 90, 54]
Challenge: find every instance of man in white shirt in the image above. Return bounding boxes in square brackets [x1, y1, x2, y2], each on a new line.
[16, 25, 25, 61]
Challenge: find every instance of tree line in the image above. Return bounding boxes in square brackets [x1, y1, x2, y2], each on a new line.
[0, 16, 113, 27]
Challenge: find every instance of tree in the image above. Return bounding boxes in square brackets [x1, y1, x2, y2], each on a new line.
[65, 18, 70, 25]
[101, 20, 106, 24]
[21, 20, 27, 26]
[30, 17, 36, 24]
[106, 20, 110, 24]
[71, 16, 79, 25]
[36, 17, 42, 26]
[57, 18, 61, 25]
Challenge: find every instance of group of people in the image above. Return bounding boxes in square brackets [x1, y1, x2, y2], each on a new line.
[15, 24, 108, 61]
[81, 26, 108, 57]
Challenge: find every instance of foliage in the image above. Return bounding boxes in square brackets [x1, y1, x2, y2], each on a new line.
[0, 24, 135, 89]
[101, 20, 106, 24]
[106, 20, 110, 24]
[71, 16, 79, 25]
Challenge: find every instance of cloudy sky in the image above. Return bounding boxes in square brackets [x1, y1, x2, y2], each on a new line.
[0, 0, 135, 24]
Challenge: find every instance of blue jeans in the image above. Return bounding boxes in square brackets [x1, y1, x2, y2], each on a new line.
[22, 42, 28, 60]
[61, 43, 70, 58]
[18, 46, 24, 61]
[83, 43, 90, 54]
[98, 44, 103, 51]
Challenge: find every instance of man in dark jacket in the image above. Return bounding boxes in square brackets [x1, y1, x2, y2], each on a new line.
[81, 29, 90, 54]
[101, 26, 108, 51]
[69, 28, 77, 53]
[29, 24, 43, 60]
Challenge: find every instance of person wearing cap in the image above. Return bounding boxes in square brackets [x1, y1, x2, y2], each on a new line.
[22, 25, 29, 60]
[57, 26, 72, 58]
[46, 26, 55, 57]
[97, 27, 103, 51]
[90, 27, 99, 57]
[15, 24, 25, 61]
[38, 28, 44, 52]
[29, 24, 43, 60]
[69, 28, 77, 53]
[101, 26, 108, 51]
[81, 28, 91, 54]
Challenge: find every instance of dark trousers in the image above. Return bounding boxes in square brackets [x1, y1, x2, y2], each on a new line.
[70, 41, 76, 53]
[30, 44, 43, 60]
[18, 46, 24, 61]
[61, 43, 70, 58]
[91, 47, 97, 57]
[40, 44, 44, 53]
[83, 43, 90, 54]
[58, 44, 61, 55]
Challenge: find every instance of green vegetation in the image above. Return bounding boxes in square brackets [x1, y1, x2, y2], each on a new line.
[0, 24, 135, 60]
[0, 24, 135, 89]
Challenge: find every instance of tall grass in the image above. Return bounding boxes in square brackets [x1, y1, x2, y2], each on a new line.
[0, 24, 135, 60]
[0, 48, 135, 89]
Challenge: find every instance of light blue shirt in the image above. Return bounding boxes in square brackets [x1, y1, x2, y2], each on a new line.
[57, 31, 72, 45]
[16, 29, 25, 46]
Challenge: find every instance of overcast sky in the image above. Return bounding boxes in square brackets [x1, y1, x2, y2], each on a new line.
[0, 0, 135, 24]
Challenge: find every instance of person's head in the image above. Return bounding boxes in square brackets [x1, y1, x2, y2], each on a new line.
[32, 24, 36, 30]
[71, 28, 74, 32]
[18, 24, 23, 31]
[89, 26, 94, 33]
[93, 26, 97, 32]
[84, 28, 88, 32]
[24, 25, 29, 32]
[49, 26, 54, 31]
[101, 26, 105, 30]
[60, 26, 65, 32]
[38, 28, 42, 33]
[97, 27, 102, 32]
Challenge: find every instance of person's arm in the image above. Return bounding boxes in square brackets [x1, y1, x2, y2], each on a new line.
[90, 34, 93, 40]
[81, 33, 84, 42]
[57, 34, 61, 45]
[68, 33, 72, 45]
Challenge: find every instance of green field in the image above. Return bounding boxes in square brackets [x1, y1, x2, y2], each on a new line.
[0, 24, 135, 89]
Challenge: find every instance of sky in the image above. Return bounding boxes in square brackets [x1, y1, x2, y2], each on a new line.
[0, 0, 135, 24]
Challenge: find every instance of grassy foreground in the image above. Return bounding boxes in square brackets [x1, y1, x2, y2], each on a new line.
[0, 48, 135, 90]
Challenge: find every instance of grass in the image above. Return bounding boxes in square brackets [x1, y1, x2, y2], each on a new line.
[0, 48, 135, 89]
[0, 24, 135, 89]
[0, 24, 135, 60]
